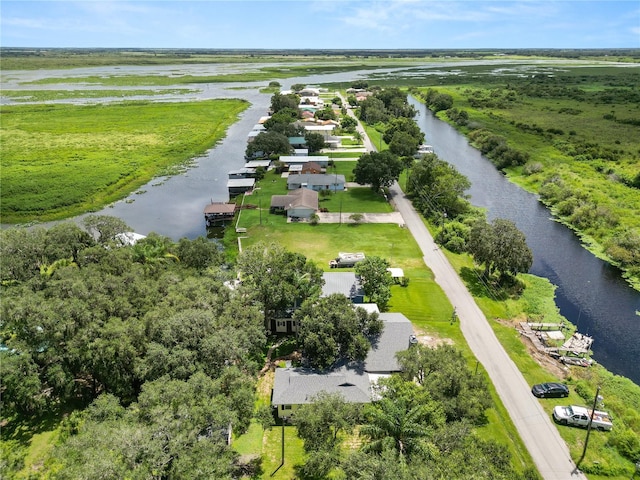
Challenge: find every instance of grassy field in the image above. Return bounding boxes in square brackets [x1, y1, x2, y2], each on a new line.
[0, 99, 249, 223]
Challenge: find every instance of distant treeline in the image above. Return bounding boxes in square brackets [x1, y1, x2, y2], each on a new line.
[2, 47, 639, 59]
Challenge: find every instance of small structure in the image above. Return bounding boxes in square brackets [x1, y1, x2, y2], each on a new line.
[288, 137, 307, 149]
[244, 160, 271, 169]
[228, 167, 257, 179]
[293, 148, 309, 157]
[115, 232, 146, 246]
[270, 187, 319, 219]
[387, 267, 405, 283]
[303, 124, 336, 139]
[227, 178, 255, 197]
[301, 162, 323, 175]
[287, 173, 345, 192]
[204, 202, 237, 227]
[414, 144, 434, 158]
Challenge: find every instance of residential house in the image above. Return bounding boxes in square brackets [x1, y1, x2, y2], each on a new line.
[270, 187, 319, 219]
[271, 312, 416, 417]
[287, 173, 345, 192]
[288, 137, 307, 149]
[279, 155, 330, 168]
[244, 160, 271, 169]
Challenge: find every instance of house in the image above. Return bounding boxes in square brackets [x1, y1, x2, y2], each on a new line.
[304, 124, 336, 139]
[227, 178, 255, 196]
[203, 202, 237, 227]
[301, 162, 323, 175]
[279, 155, 330, 168]
[271, 312, 416, 416]
[272, 365, 371, 418]
[270, 187, 319, 219]
[287, 173, 345, 192]
[321, 272, 365, 304]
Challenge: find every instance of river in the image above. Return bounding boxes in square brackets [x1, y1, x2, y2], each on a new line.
[410, 97, 640, 385]
[2, 62, 639, 385]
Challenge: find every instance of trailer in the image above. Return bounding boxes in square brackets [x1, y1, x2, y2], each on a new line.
[329, 252, 365, 268]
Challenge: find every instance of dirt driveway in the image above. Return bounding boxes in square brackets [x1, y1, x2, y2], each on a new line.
[315, 212, 404, 225]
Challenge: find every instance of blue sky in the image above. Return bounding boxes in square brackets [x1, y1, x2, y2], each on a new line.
[1, 1, 639, 49]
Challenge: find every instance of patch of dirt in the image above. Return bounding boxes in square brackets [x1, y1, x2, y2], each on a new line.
[412, 326, 454, 348]
[496, 318, 570, 380]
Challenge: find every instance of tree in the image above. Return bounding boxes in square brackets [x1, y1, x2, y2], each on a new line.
[270, 92, 299, 113]
[468, 218, 533, 282]
[244, 131, 291, 159]
[358, 96, 388, 124]
[389, 130, 420, 158]
[396, 344, 491, 424]
[340, 115, 357, 132]
[407, 154, 471, 220]
[382, 117, 424, 146]
[304, 132, 326, 153]
[236, 242, 323, 331]
[354, 151, 404, 192]
[293, 392, 361, 453]
[360, 397, 437, 460]
[82, 214, 131, 245]
[355, 256, 393, 309]
[295, 294, 382, 369]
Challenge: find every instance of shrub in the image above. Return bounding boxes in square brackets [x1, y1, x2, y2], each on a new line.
[608, 428, 640, 462]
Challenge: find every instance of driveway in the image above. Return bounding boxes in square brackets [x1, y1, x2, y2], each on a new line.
[316, 212, 404, 225]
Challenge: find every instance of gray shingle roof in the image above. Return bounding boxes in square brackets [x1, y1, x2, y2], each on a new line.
[321, 272, 364, 300]
[365, 312, 414, 373]
[272, 366, 371, 405]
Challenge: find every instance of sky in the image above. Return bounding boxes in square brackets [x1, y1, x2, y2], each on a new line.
[1, 1, 639, 50]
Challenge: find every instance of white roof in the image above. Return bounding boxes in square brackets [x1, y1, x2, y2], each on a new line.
[227, 178, 255, 187]
[304, 125, 335, 132]
[387, 268, 404, 278]
[279, 156, 329, 164]
[115, 232, 146, 246]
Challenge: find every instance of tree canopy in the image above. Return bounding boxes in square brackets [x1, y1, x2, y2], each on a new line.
[355, 255, 393, 310]
[468, 218, 534, 282]
[244, 130, 292, 159]
[295, 294, 383, 369]
[354, 151, 404, 192]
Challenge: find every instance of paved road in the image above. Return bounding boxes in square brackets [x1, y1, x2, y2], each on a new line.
[389, 182, 584, 480]
[336, 92, 586, 479]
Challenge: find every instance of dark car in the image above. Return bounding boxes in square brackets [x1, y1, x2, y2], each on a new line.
[531, 382, 569, 398]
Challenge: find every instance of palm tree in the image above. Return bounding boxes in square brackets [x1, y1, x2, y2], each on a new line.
[360, 398, 436, 460]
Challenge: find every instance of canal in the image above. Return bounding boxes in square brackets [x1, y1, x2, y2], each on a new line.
[409, 97, 640, 385]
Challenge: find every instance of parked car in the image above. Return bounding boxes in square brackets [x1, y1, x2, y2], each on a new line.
[531, 382, 569, 398]
[553, 405, 613, 431]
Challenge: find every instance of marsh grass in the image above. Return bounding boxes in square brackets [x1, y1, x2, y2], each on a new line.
[0, 88, 194, 102]
[0, 99, 249, 222]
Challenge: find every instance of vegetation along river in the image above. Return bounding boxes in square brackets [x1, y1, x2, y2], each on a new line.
[409, 97, 640, 385]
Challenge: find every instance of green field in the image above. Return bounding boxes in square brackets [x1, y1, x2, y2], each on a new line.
[0, 99, 249, 223]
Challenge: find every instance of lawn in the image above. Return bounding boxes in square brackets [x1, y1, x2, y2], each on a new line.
[0, 99, 249, 222]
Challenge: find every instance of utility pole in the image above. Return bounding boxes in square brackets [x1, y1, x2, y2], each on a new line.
[575, 385, 601, 471]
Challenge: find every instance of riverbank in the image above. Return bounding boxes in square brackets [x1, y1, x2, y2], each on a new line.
[409, 78, 640, 292]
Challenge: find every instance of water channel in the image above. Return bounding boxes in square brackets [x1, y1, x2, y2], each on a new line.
[3, 62, 638, 384]
[409, 97, 640, 385]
